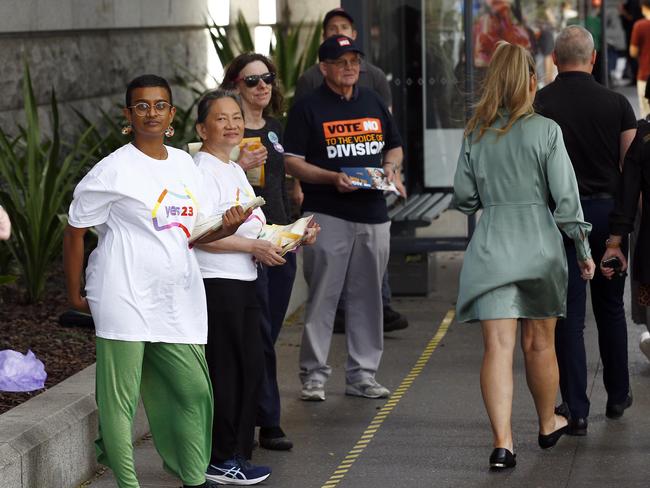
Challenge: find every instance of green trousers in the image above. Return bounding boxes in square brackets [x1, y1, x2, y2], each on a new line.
[95, 338, 213, 488]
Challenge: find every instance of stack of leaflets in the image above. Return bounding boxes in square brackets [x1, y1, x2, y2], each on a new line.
[189, 196, 266, 244]
[340, 167, 400, 195]
[257, 215, 314, 256]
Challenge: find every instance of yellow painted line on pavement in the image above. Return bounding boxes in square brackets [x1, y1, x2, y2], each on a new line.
[320, 308, 455, 488]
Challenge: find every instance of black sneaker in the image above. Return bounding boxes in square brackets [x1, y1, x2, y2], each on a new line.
[383, 306, 408, 332]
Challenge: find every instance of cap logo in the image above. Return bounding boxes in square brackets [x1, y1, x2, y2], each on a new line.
[338, 37, 351, 46]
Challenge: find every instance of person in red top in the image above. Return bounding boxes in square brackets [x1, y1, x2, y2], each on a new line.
[630, 0, 650, 116]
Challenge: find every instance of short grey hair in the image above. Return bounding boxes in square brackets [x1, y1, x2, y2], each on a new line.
[554, 25, 595, 65]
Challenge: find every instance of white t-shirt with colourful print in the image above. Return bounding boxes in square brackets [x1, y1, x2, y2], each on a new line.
[193, 151, 266, 281]
[68, 143, 213, 344]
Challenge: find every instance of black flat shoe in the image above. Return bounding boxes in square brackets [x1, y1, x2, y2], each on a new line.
[538, 425, 568, 449]
[489, 448, 516, 470]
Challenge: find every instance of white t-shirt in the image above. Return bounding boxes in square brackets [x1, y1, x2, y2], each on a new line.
[193, 151, 265, 281]
[68, 143, 214, 344]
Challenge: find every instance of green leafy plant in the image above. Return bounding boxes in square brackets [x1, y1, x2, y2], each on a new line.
[272, 20, 322, 105]
[0, 273, 17, 286]
[0, 62, 100, 302]
[208, 11, 255, 68]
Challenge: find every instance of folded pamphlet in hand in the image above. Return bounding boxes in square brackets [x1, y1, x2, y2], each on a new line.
[340, 167, 400, 195]
[257, 214, 314, 256]
[189, 196, 266, 244]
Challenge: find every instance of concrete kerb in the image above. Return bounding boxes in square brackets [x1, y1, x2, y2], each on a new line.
[0, 364, 149, 488]
[0, 253, 308, 488]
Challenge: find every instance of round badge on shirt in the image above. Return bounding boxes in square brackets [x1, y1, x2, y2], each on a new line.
[273, 143, 285, 153]
[268, 131, 279, 144]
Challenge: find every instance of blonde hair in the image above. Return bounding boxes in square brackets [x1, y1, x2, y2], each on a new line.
[465, 42, 536, 140]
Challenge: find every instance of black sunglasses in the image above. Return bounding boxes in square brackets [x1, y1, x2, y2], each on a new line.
[236, 72, 276, 88]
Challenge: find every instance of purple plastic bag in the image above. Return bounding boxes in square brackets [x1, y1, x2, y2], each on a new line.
[0, 349, 47, 392]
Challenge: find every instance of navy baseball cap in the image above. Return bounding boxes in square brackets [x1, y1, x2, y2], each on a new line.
[318, 35, 364, 61]
[322, 8, 355, 30]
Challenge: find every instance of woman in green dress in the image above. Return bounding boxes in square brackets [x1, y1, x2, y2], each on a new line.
[453, 42, 596, 470]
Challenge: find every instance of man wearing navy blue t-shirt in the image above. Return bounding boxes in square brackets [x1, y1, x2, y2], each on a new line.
[284, 35, 404, 402]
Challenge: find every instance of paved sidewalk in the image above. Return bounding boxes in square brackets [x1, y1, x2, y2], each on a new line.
[84, 251, 650, 488]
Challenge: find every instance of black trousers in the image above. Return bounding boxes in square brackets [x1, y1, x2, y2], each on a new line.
[556, 198, 630, 419]
[204, 278, 263, 462]
[255, 253, 297, 428]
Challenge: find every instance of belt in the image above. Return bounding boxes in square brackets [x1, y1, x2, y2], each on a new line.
[580, 192, 613, 201]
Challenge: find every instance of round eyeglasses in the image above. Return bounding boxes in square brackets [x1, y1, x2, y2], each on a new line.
[128, 101, 173, 117]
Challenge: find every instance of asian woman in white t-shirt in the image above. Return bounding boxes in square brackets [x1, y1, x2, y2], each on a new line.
[192, 90, 285, 485]
[63, 75, 248, 488]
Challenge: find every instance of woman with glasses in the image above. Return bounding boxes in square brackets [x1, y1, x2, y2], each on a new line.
[453, 43, 595, 470]
[64, 75, 248, 488]
[220, 53, 298, 451]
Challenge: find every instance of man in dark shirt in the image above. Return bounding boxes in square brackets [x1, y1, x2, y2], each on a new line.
[294, 7, 408, 334]
[284, 35, 403, 402]
[536, 25, 637, 435]
[294, 8, 392, 109]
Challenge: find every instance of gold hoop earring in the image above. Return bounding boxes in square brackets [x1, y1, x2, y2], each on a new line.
[165, 126, 175, 138]
[121, 124, 132, 135]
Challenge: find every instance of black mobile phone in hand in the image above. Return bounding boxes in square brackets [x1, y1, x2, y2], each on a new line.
[602, 256, 622, 270]
[602, 256, 626, 278]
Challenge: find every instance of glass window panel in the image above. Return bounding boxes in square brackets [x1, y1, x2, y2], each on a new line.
[423, 0, 569, 188]
[423, 0, 466, 188]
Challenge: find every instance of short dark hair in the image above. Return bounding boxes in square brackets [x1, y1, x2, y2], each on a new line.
[196, 89, 243, 124]
[220, 53, 284, 116]
[643, 0, 650, 9]
[125, 74, 173, 107]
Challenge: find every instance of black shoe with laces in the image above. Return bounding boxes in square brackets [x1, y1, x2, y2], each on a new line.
[383, 306, 408, 332]
[554, 402, 588, 436]
[259, 426, 293, 451]
[606, 392, 633, 419]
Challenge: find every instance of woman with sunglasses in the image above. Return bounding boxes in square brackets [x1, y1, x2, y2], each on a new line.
[221, 53, 298, 451]
[64, 74, 247, 488]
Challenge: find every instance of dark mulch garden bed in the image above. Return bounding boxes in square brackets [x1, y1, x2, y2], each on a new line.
[0, 261, 95, 415]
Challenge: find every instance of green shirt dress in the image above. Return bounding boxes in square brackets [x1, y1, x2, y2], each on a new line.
[453, 113, 592, 322]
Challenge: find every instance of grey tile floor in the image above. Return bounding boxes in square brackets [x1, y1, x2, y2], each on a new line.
[85, 252, 650, 488]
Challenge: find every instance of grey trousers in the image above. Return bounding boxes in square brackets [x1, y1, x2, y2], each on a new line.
[299, 212, 390, 384]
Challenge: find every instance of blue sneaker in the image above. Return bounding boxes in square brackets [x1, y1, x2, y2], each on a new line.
[206, 457, 271, 485]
